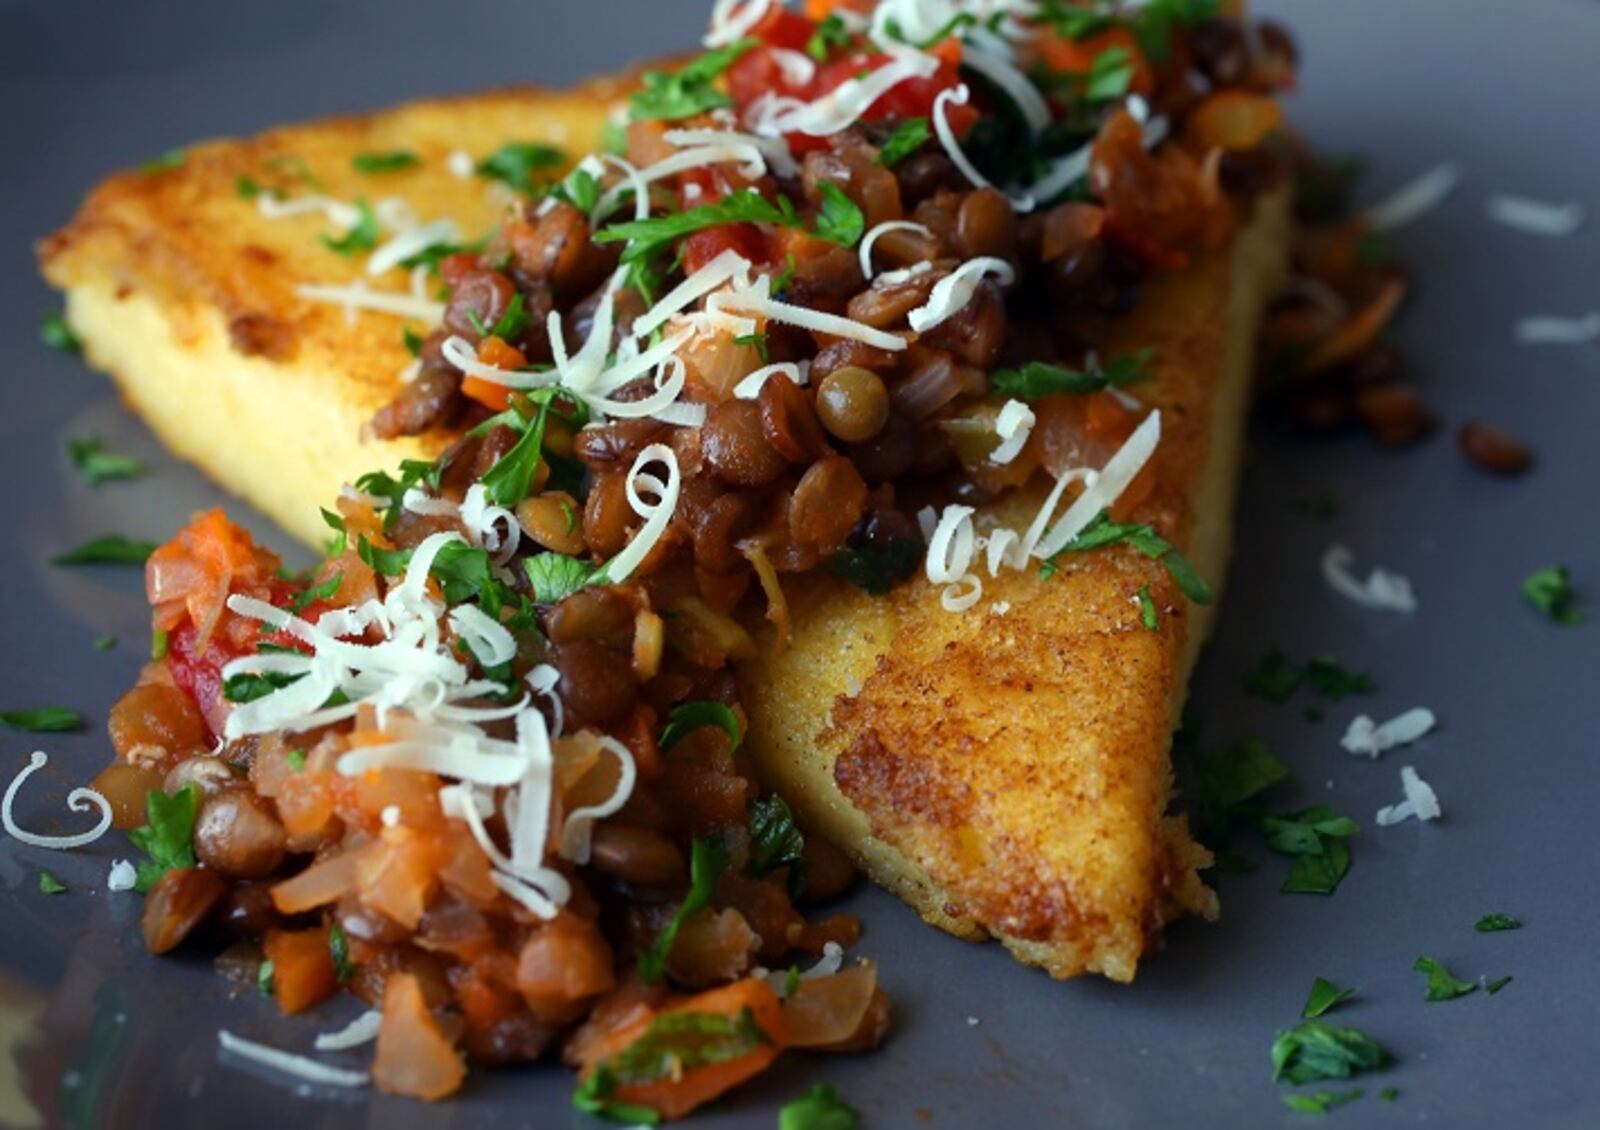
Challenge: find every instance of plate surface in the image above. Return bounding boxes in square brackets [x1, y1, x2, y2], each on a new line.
[2, 1, 1597, 1126]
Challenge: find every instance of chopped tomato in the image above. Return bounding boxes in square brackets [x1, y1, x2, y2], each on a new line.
[262, 926, 339, 1015]
[164, 621, 241, 739]
[147, 508, 284, 647]
[750, 6, 816, 52]
[681, 224, 771, 275]
[373, 972, 466, 1101]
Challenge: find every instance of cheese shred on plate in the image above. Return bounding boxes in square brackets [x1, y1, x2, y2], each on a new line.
[1321, 544, 1418, 613]
[1375, 765, 1442, 827]
[217, 1030, 370, 1088]
[1342, 707, 1437, 758]
[1, 751, 112, 850]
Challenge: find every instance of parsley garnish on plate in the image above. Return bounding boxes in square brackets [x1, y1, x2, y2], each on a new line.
[1283, 1089, 1363, 1116]
[876, 117, 932, 167]
[637, 838, 730, 983]
[1272, 1020, 1393, 1085]
[1485, 975, 1513, 995]
[1, 707, 84, 733]
[1245, 650, 1373, 704]
[94, 634, 117, 651]
[476, 142, 566, 194]
[780, 1083, 860, 1130]
[1302, 977, 1357, 1019]
[629, 38, 759, 122]
[320, 198, 380, 256]
[1474, 913, 1522, 933]
[129, 786, 199, 893]
[1412, 955, 1478, 1001]
[38, 872, 67, 895]
[991, 350, 1153, 399]
[68, 437, 145, 485]
[54, 535, 157, 566]
[40, 312, 82, 355]
[1264, 806, 1359, 895]
[1522, 564, 1583, 624]
[257, 960, 275, 996]
[1195, 737, 1288, 840]
[351, 149, 420, 174]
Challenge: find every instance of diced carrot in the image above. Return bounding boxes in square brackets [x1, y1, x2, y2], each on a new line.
[805, 0, 872, 20]
[462, 336, 523, 411]
[1083, 390, 1140, 444]
[1186, 91, 1284, 152]
[600, 979, 789, 1122]
[262, 926, 339, 1015]
[372, 972, 466, 1101]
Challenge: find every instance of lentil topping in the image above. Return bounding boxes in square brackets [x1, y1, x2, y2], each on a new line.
[87, 0, 1305, 1117]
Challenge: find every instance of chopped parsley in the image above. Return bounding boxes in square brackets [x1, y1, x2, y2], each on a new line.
[351, 149, 420, 174]
[1271, 1020, 1393, 1085]
[94, 634, 117, 651]
[1380, 1087, 1399, 1102]
[829, 538, 924, 595]
[235, 174, 265, 199]
[129, 786, 199, 893]
[1, 707, 84, 733]
[629, 38, 758, 122]
[1195, 738, 1288, 840]
[637, 838, 729, 983]
[1264, 806, 1358, 895]
[38, 872, 67, 895]
[1043, 510, 1213, 605]
[806, 15, 854, 63]
[1522, 564, 1583, 625]
[814, 184, 866, 246]
[139, 148, 186, 175]
[660, 701, 742, 756]
[524, 552, 594, 604]
[990, 350, 1153, 399]
[596, 188, 801, 264]
[1245, 650, 1373, 704]
[329, 922, 354, 983]
[1136, 584, 1158, 629]
[1302, 977, 1356, 1019]
[354, 457, 443, 534]
[1084, 46, 1136, 101]
[1037, 0, 1114, 39]
[319, 198, 380, 256]
[223, 671, 306, 704]
[575, 1007, 768, 1124]
[1293, 492, 1341, 521]
[1485, 975, 1512, 995]
[733, 331, 770, 362]
[257, 960, 275, 996]
[780, 1083, 860, 1130]
[285, 750, 307, 772]
[1412, 955, 1478, 1002]
[1283, 1089, 1363, 1116]
[287, 571, 343, 614]
[1474, 913, 1522, 933]
[401, 326, 424, 356]
[476, 141, 566, 194]
[747, 794, 806, 898]
[151, 629, 170, 661]
[40, 312, 82, 355]
[876, 116, 933, 167]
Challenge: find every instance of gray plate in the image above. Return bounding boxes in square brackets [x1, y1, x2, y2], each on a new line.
[2, 1, 1597, 1126]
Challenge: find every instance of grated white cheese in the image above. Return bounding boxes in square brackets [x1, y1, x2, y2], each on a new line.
[907, 256, 1016, 332]
[295, 281, 445, 323]
[714, 273, 908, 351]
[1375, 765, 1442, 827]
[440, 335, 551, 392]
[989, 399, 1035, 464]
[2, 751, 113, 850]
[256, 193, 362, 230]
[1514, 312, 1600, 345]
[926, 505, 983, 612]
[733, 361, 808, 400]
[1341, 708, 1437, 758]
[1321, 544, 1418, 613]
[663, 126, 799, 180]
[769, 47, 817, 88]
[932, 85, 1035, 212]
[1363, 162, 1463, 232]
[858, 220, 934, 280]
[959, 45, 1051, 135]
[366, 218, 461, 278]
[1033, 410, 1161, 558]
[759, 44, 939, 137]
[217, 1030, 369, 1088]
[598, 443, 682, 585]
[107, 859, 137, 891]
[447, 150, 475, 179]
[1486, 194, 1585, 237]
[763, 941, 846, 997]
[704, 0, 772, 47]
[633, 249, 753, 338]
[313, 1010, 383, 1052]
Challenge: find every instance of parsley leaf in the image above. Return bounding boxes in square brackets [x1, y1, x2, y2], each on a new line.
[223, 671, 305, 704]
[431, 542, 505, 613]
[550, 167, 603, 214]
[748, 794, 807, 898]
[1271, 1020, 1393, 1085]
[1412, 955, 1477, 1002]
[660, 702, 742, 756]
[1485, 975, 1513, 995]
[638, 838, 729, 983]
[67, 437, 145, 486]
[320, 198, 380, 256]
[351, 149, 420, 174]
[1045, 509, 1213, 605]
[40, 312, 82, 355]
[480, 392, 562, 508]
[140, 148, 186, 175]
[829, 539, 924, 595]
[1, 707, 84, 733]
[525, 552, 594, 604]
[257, 960, 275, 996]
[1263, 805, 1359, 895]
[814, 184, 866, 246]
[595, 188, 802, 264]
[287, 571, 343, 615]
[734, 331, 770, 362]
[129, 786, 199, 893]
[1283, 1090, 1363, 1116]
[1137, 584, 1158, 630]
[780, 1083, 860, 1130]
[806, 14, 855, 62]
[94, 634, 117, 651]
[1281, 839, 1354, 896]
[991, 351, 1154, 399]
[1522, 564, 1583, 625]
[1245, 650, 1373, 704]
[1084, 45, 1136, 100]
[1037, 1, 1114, 40]
[235, 174, 265, 199]
[38, 872, 67, 895]
[476, 142, 565, 194]
[630, 39, 759, 122]
[1195, 738, 1287, 839]
[876, 116, 933, 166]
[1475, 913, 1521, 933]
[329, 922, 354, 983]
[1302, 977, 1356, 1019]
[354, 458, 442, 534]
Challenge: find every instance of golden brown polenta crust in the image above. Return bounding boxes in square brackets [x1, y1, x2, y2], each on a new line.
[741, 193, 1290, 981]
